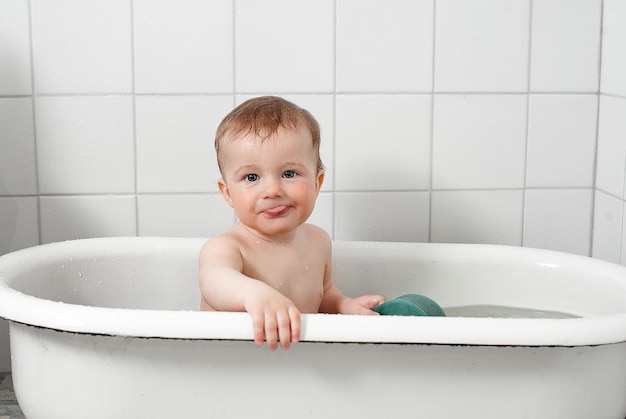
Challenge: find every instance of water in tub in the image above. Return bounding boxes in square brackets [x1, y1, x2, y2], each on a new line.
[444, 304, 580, 319]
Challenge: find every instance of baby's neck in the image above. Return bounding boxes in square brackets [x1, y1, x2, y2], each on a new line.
[237, 223, 300, 245]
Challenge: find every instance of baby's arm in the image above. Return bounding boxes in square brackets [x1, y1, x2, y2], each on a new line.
[313, 230, 385, 315]
[319, 283, 385, 315]
[198, 236, 300, 350]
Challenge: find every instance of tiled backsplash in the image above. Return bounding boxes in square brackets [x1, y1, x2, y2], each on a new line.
[595, 0, 626, 264]
[1, 0, 625, 370]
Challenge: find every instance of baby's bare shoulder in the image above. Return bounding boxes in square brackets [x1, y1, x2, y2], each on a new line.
[201, 233, 237, 250]
[303, 223, 330, 240]
[302, 224, 331, 250]
[199, 233, 244, 265]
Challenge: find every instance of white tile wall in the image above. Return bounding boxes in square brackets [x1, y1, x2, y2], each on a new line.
[133, 0, 233, 94]
[137, 194, 233, 238]
[308, 193, 334, 238]
[601, 0, 626, 97]
[336, 0, 433, 93]
[434, 0, 530, 92]
[31, 0, 133, 94]
[35, 96, 135, 194]
[0, 197, 39, 254]
[335, 192, 430, 242]
[0, 0, 32, 95]
[0, 98, 36, 195]
[596, 96, 626, 198]
[0, 0, 614, 252]
[430, 190, 524, 245]
[526, 94, 597, 188]
[593, 191, 623, 264]
[530, 0, 602, 92]
[234, 0, 334, 93]
[595, 0, 626, 267]
[1, 0, 626, 372]
[135, 95, 231, 193]
[432, 94, 527, 189]
[39, 195, 136, 244]
[523, 189, 593, 256]
[335, 95, 431, 191]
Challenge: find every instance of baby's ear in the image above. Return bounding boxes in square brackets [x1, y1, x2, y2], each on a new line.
[316, 170, 325, 192]
[217, 178, 234, 207]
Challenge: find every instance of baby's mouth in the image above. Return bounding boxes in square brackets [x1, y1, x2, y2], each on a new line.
[263, 205, 290, 217]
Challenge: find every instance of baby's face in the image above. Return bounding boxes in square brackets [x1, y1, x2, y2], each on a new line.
[218, 127, 324, 239]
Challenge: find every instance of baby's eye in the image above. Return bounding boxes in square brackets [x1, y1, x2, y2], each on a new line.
[282, 170, 297, 179]
[245, 173, 259, 182]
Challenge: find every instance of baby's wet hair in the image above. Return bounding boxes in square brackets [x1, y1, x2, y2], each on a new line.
[215, 96, 323, 174]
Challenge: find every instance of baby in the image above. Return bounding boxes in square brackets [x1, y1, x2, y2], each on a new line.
[199, 96, 385, 350]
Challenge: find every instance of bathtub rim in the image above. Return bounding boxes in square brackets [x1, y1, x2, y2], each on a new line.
[2, 237, 626, 347]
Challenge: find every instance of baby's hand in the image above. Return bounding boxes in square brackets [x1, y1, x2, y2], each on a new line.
[340, 295, 386, 315]
[243, 291, 301, 351]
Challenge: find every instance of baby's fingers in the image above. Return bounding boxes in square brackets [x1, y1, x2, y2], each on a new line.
[361, 295, 386, 309]
[251, 312, 266, 347]
[276, 311, 292, 350]
[275, 307, 301, 350]
[289, 306, 301, 344]
[264, 313, 279, 351]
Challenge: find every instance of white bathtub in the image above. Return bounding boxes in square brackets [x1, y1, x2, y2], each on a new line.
[1, 237, 626, 419]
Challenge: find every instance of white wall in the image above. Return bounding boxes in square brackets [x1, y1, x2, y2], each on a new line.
[0, 0, 622, 371]
[593, 0, 626, 265]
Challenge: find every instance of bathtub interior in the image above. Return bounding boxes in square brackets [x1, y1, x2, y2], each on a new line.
[4, 238, 202, 311]
[3, 237, 626, 318]
[333, 242, 626, 317]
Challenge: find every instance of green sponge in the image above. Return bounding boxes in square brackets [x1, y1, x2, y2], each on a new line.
[372, 294, 446, 317]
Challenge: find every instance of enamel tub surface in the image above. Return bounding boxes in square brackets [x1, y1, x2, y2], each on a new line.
[1, 237, 626, 419]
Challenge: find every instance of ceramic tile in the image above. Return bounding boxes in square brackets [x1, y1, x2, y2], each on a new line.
[530, 0, 601, 92]
[335, 191, 430, 242]
[0, 197, 39, 255]
[0, 374, 25, 419]
[235, 0, 334, 92]
[30, 0, 132, 93]
[0, 321, 8, 372]
[434, 0, 530, 92]
[137, 194, 234, 238]
[526, 94, 597, 188]
[307, 192, 334, 239]
[336, 0, 433, 92]
[432, 94, 527, 189]
[40, 195, 136, 244]
[596, 96, 626, 198]
[601, 0, 626, 96]
[0, 98, 36, 195]
[524, 189, 593, 256]
[135, 95, 232, 193]
[0, 0, 32, 95]
[431, 190, 524, 245]
[36, 96, 135, 194]
[592, 191, 623, 263]
[133, 0, 233, 93]
[335, 95, 431, 191]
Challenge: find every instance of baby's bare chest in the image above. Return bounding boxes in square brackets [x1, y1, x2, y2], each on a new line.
[243, 249, 326, 311]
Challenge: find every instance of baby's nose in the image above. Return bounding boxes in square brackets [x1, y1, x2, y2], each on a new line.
[262, 177, 283, 197]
